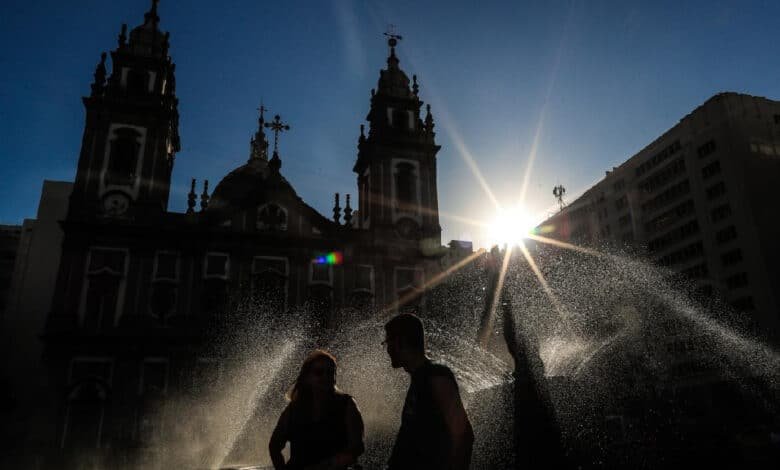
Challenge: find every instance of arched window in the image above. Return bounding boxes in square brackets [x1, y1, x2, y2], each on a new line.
[395, 163, 417, 209]
[257, 204, 288, 232]
[82, 248, 127, 329]
[106, 128, 141, 187]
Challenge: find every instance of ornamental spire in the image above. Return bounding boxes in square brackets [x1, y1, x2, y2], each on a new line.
[249, 103, 269, 162]
[90, 52, 107, 96]
[144, 0, 160, 27]
[384, 25, 403, 70]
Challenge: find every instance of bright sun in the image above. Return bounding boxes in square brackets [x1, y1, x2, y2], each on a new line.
[485, 205, 538, 247]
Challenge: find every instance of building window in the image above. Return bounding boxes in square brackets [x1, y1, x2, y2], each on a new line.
[641, 180, 691, 214]
[615, 195, 627, 210]
[638, 158, 686, 193]
[710, 204, 732, 223]
[701, 160, 721, 179]
[354, 265, 374, 292]
[105, 128, 141, 187]
[395, 163, 418, 209]
[635, 140, 682, 177]
[61, 359, 113, 450]
[257, 204, 288, 231]
[202, 253, 229, 314]
[716, 226, 737, 244]
[721, 249, 742, 267]
[705, 181, 727, 200]
[725, 272, 748, 290]
[252, 257, 288, 311]
[644, 199, 695, 234]
[386, 107, 394, 126]
[697, 140, 716, 159]
[613, 179, 625, 192]
[656, 241, 704, 266]
[647, 220, 699, 253]
[126, 68, 147, 95]
[204, 253, 229, 279]
[150, 251, 179, 320]
[82, 248, 127, 329]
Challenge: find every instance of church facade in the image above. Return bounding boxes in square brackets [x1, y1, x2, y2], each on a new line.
[39, 1, 448, 464]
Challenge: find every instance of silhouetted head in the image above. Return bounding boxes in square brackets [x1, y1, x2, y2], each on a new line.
[288, 349, 338, 401]
[384, 313, 425, 369]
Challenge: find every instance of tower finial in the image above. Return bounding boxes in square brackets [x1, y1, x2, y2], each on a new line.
[425, 104, 435, 132]
[333, 193, 342, 224]
[359, 124, 365, 144]
[344, 194, 353, 227]
[384, 25, 402, 68]
[200, 179, 210, 212]
[91, 52, 107, 96]
[145, 0, 160, 24]
[118, 24, 127, 47]
[412, 74, 419, 96]
[250, 102, 270, 162]
[187, 178, 197, 214]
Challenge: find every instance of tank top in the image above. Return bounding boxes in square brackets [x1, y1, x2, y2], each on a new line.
[287, 393, 352, 469]
[388, 361, 458, 470]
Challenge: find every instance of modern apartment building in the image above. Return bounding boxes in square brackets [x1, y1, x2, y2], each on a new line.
[541, 92, 780, 344]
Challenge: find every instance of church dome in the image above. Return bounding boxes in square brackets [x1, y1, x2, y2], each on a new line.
[207, 159, 297, 213]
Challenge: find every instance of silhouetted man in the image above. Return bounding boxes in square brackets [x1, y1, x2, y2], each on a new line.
[384, 313, 474, 470]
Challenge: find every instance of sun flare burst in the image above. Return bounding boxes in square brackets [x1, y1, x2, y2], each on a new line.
[485, 205, 539, 247]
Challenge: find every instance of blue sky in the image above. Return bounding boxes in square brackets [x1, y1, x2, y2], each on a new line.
[2, 0, 779, 248]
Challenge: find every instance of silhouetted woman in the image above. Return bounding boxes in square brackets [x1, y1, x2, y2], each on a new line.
[269, 350, 365, 470]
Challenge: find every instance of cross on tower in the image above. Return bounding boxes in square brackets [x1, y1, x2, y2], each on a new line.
[257, 103, 267, 124]
[264, 114, 290, 156]
[384, 24, 403, 48]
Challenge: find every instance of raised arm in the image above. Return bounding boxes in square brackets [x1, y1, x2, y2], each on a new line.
[431, 376, 474, 470]
[269, 405, 291, 470]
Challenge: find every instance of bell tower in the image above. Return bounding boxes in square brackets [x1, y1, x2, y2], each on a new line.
[353, 32, 442, 251]
[69, 0, 180, 220]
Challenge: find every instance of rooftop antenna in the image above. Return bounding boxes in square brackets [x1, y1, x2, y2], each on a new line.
[553, 184, 566, 212]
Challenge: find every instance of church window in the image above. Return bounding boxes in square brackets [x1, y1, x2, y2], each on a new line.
[257, 204, 288, 231]
[61, 358, 112, 449]
[202, 253, 229, 315]
[387, 107, 394, 126]
[395, 162, 418, 209]
[355, 265, 373, 292]
[407, 110, 415, 130]
[150, 252, 178, 320]
[394, 108, 407, 129]
[82, 248, 127, 330]
[252, 256, 288, 312]
[106, 128, 141, 187]
[126, 68, 147, 95]
[204, 253, 229, 279]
